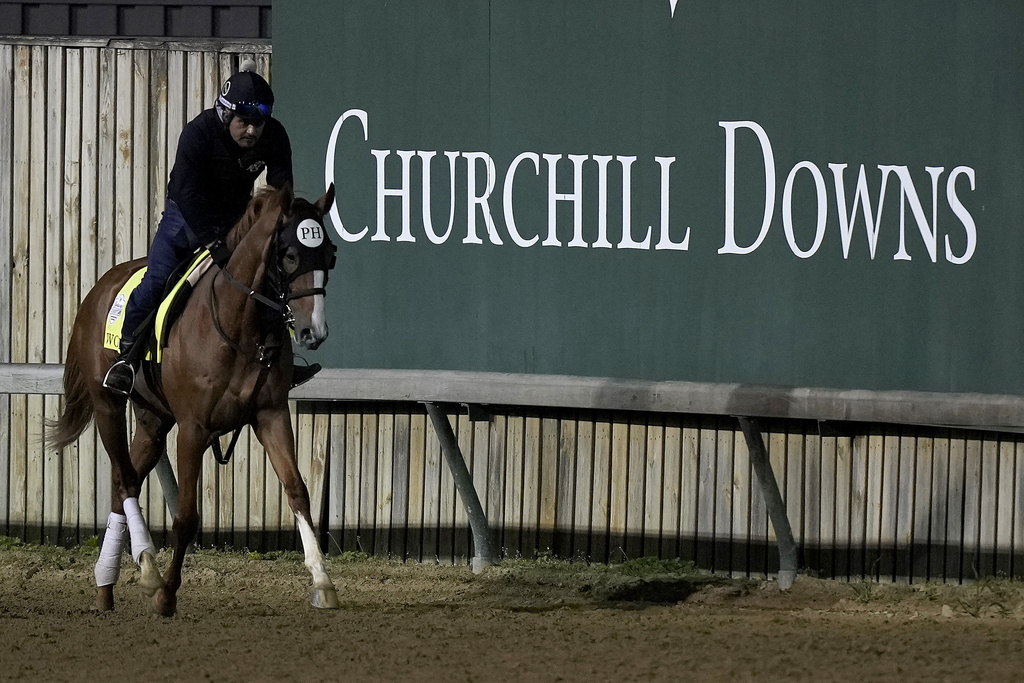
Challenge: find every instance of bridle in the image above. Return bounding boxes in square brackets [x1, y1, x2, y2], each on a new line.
[209, 207, 337, 365]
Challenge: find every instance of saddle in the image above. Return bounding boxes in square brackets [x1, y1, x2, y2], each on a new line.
[103, 249, 215, 363]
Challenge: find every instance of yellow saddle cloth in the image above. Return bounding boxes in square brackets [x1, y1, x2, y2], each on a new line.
[103, 250, 214, 363]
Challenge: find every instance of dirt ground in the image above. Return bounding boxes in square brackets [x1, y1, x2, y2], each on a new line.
[1, 542, 1022, 682]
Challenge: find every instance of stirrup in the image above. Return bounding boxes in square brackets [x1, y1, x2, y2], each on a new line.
[290, 362, 322, 389]
[102, 359, 137, 396]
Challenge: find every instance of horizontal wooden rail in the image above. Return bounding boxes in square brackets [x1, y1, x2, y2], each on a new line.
[5, 363, 1024, 431]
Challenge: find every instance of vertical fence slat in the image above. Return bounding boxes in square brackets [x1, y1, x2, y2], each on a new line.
[643, 417, 664, 559]
[625, 419, 645, 559]
[572, 416, 593, 560]
[553, 415, 576, 559]
[911, 434, 933, 581]
[590, 420, 611, 562]
[660, 417, 681, 562]
[995, 439, 1015, 578]
[0, 43, 12, 534]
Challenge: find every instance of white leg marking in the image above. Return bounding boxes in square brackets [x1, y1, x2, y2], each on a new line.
[95, 512, 127, 587]
[296, 514, 333, 589]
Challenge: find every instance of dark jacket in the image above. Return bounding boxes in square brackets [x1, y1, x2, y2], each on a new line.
[166, 108, 292, 248]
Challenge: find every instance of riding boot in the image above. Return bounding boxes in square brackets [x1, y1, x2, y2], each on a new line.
[290, 362, 322, 389]
[102, 334, 139, 396]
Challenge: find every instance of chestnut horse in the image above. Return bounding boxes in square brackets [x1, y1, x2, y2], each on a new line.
[46, 184, 341, 617]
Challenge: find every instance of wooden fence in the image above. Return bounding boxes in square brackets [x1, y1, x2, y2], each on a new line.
[1, 38, 1022, 583]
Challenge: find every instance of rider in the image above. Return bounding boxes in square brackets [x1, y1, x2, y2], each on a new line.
[103, 60, 321, 395]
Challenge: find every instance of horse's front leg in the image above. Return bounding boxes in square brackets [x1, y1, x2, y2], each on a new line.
[150, 422, 205, 617]
[255, 406, 340, 609]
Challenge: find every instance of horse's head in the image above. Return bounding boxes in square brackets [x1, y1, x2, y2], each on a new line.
[273, 184, 337, 350]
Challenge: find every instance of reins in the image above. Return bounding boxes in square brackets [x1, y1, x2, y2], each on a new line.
[205, 205, 326, 465]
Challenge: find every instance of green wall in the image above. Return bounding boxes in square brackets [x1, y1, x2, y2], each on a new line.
[275, 1, 1024, 395]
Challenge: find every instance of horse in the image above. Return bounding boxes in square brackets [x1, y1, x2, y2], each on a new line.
[46, 183, 341, 617]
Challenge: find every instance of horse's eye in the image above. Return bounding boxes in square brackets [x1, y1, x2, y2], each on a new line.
[282, 251, 299, 274]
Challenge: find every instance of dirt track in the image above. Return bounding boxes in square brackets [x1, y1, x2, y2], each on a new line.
[1, 544, 1023, 682]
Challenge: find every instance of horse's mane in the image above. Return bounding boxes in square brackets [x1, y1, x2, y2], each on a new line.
[224, 185, 286, 251]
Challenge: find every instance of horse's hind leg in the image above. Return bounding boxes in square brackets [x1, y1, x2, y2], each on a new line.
[91, 398, 167, 611]
[255, 407, 340, 609]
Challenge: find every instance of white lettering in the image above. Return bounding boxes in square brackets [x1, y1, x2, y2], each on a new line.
[617, 155, 651, 250]
[782, 161, 827, 258]
[371, 149, 415, 242]
[463, 152, 502, 245]
[719, 121, 775, 255]
[503, 152, 541, 248]
[420, 150, 459, 245]
[324, 108, 369, 242]
[945, 166, 977, 264]
[653, 156, 689, 251]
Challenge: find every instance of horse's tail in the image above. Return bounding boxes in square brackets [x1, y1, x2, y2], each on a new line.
[44, 350, 94, 452]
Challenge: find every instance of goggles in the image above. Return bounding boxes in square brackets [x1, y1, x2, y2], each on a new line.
[231, 101, 273, 122]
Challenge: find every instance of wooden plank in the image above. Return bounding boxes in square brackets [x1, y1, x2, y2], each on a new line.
[945, 435, 966, 582]
[452, 412, 471, 562]
[590, 419, 611, 563]
[678, 418, 699, 565]
[422, 410, 442, 561]
[894, 433, 916, 580]
[0, 43, 13, 534]
[436, 411, 457, 562]
[978, 437, 999, 578]
[572, 416, 594, 560]
[817, 435, 837, 580]
[660, 416, 681, 561]
[608, 416, 630, 561]
[114, 47, 133, 265]
[358, 411, 378, 554]
[375, 412, 395, 559]
[325, 411, 346, 553]
[961, 437, 982, 580]
[785, 428, 804, 566]
[729, 429, 750, 577]
[308, 412, 330, 544]
[928, 431, 951, 582]
[60, 46, 82, 545]
[864, 433, 885, 580]
[390, 411, 411, 560]
[247, 428, 266, 551]
[802, 429, 821, 576]
[713, 420, 734, 572]
[538, 416, 559, 557]
[642, 416, 664, 559]
[696, 420, 718, 570]
[554, 415, 576, 559]
[503, 414, 524, 557]
[342, 405, 362, 551]
[1015, 442, 1024, 580]
[148, 48, 168, 233]
[832, 436, 852, 581]
[471, 414, 490, 560]
[994, 439, 1015, 578]
[849, 435, 870, 580]
[131, 49, 149, 259]
[912, 434, 934, 581]
[624, 419, 646, 559]
[764, 429, 787, 574]
[485, 413, 505, 558]
[26, 46, 47, 543]
[520, 415, 541, 559]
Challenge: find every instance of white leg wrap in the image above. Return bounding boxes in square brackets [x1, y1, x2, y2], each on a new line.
[95, 512, 127, 587]
[122, 497, 157, 564]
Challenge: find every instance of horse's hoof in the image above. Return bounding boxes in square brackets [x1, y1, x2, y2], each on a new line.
[93, 585, 114, 612]
[310, 586, 340, 609]
[151, 588, 177, 618]
[138, 551, 164, 597]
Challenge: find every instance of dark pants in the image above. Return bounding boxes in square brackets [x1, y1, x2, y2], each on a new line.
[121, 200, 197, 342]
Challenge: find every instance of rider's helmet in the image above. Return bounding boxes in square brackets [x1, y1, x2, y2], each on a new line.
[217, 60, 274, 123]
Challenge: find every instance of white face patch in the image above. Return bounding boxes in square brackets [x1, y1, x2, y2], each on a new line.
[296, 219, 325, 248]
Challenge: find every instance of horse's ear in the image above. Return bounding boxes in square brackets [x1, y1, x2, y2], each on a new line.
[279, 182, 294, 211]
[316, 183, 336, 217]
